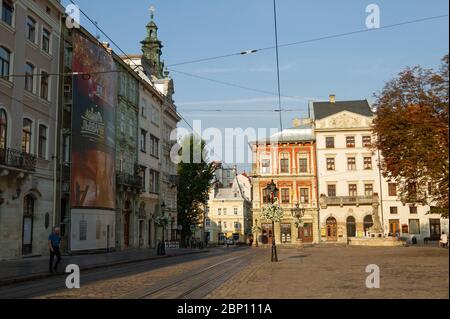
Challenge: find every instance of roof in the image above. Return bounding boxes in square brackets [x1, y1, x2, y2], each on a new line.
[254, 124, 315, 144]
[215, 188, 243, 200]
[313, 100, 373, 120]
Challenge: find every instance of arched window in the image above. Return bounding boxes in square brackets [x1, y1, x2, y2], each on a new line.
[0, 46, 11, 79]
[22, 119, 32, 154]
[0, 109, 7, 149]
[364, 215, 374, 233]
[346, 216, 356, 237]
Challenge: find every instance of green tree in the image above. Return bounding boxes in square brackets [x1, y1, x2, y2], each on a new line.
[177, 134, 216, 243]
[373, 55, 449, 217]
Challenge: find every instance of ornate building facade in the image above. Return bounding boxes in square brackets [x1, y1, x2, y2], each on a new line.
[313, 96, 448, 243]
[0, 0, 64, 259]
[251, 121, 320, 245]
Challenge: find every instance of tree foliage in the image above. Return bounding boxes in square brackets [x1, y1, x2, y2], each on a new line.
[372, 55, 449, 217]
[177, 135, 216, 241]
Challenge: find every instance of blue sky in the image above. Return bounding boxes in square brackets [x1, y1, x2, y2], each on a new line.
[64, 0, 449, 171]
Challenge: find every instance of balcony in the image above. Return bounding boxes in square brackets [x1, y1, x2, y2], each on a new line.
[320, 195, 374, 208]
[0, 147, 37, 172]
[116, 172, 143, 191]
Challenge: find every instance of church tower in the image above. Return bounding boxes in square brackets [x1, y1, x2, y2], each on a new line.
[141, 7, 165, 79]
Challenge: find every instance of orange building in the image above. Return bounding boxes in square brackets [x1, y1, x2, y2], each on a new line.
[250, 120, 319, 245]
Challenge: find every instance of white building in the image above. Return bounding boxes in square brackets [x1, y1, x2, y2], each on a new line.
[313, 96, 448, 243]
[0, 0, 64, 259]
[122, 11, 180, 247]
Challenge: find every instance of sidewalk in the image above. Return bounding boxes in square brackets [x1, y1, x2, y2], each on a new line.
[0, 248, 208, 286]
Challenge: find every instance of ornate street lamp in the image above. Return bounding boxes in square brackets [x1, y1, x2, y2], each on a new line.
[264, 180, 279, 262]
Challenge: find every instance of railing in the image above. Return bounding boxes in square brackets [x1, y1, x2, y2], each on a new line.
[0, 147, 37, 171]
[116, 172, 143, 189]
[321, 196, 374, 207]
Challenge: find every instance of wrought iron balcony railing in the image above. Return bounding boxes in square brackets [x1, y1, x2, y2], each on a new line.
[116, 172, 143, 190]
[0, 147, 37, 171]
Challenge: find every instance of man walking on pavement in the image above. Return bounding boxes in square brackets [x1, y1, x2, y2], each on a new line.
[48, 227, 62, 273]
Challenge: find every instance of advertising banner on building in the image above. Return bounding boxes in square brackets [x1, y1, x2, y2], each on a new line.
[71, 32, 116, 210]
[70, 32, 117, 251]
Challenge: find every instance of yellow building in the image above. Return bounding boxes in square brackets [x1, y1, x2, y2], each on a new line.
[205, 174, 252, 245]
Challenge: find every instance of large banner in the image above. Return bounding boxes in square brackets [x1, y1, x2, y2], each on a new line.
[71, 32, 117, 210]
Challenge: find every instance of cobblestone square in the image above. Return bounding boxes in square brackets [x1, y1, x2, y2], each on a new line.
[207, 246, 449, 299]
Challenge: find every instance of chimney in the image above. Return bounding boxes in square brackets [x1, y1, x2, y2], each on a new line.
[329, 94, 336, 104]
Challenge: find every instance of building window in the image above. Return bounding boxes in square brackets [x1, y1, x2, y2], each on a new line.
[120, 113, 125, 133]
[79, 220, 87, 241]
[326, 158, 335, 171]
[281, 188, 290, 204]
[300, 188, 309, 204]
[348, 184, 357, 197]
[390, 207, 398, 215]
[234, 208, 238, 215]
[140, 130, 147, 152]
[280, 153, 289, 173]
[141, 99, 147, 118]
[24, 62, 35, 92]
[38, 124, 47, 159]
[150, 135, 159, 158]
[362, 136, 372, 147]
[26, 16, 36, 43]
[388, 183, 397, 196]
[409, 206, 418, 215]
[364, 184, 373, 197]
[40, 71, 49, 100]
[42, 28, 51, 53]
[427, 182, 433, 196]
[223, 208, 227, 215]
[299, 157, 308, 173]
[0, 46, 11, 80]
[22, 119, 32, 154]
[347, 157, 356, 170]
[409, 219, 420, 235]
[262, 188, 271, 204]
[223, 221, 227, 230]
[234, 222, 240, 230]
[327, 184, 336, 197]
[128, 118, 134, 138]
[346, 136, 355, 148]
[1, 0, 13, 26]
[218, 208, 222, 215]
[205, 218, 210, 227]
[326, 137, 335, 148]
[149, 169, 159, 194]
[364, 157, 373, 170]
[151, 106, 160, 125]
[0, 109, 7, 149]
[261, 158, 270, 174]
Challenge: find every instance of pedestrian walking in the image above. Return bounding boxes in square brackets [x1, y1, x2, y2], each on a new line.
[48, 227, 62, 273]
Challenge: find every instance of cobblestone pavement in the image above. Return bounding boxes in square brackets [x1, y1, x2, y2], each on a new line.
[206, 246, 449, 299]
[1, 246, 447, 299]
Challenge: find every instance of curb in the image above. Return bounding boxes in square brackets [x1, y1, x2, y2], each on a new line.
[0, 249, 210, 287]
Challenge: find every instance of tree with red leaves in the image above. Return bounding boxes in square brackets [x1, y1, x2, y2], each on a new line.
[373, 55, 448, 217]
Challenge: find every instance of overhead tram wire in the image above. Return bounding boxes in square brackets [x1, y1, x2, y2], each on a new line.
[167, 14, 449, 68]
[273, 0, 284, 134]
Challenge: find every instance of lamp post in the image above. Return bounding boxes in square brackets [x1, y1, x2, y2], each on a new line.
[255, 218, 259, 247]
[160, 201, 166, 256]
[264, 180, 279, 262]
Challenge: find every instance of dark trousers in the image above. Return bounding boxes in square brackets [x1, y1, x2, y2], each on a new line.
[49, 247, 61, 272]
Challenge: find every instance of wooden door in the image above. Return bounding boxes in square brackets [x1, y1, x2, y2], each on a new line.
[261, 223, 273, 245]
[299, 223, 314, 243]
[124, 212, 130, 247]
[326, 218, 337, 241]
[389, 219, 400, 236]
